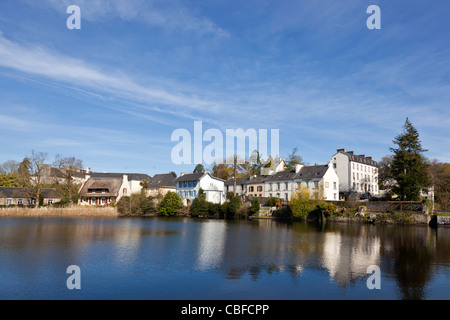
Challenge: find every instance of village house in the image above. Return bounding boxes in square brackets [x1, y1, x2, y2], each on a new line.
[176, 172, 225, 206]
[78, 172, 152, 206]
[0, 187, 62, 206]
[264, 163, 340, 202]
[331, 148, 379, 199]
[146, 173, 177, 197]
[224, 175, 265, 198]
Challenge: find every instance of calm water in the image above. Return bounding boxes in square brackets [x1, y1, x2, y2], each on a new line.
[0, 217, 449, 300]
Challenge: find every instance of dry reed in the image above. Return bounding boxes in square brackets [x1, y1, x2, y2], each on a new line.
[0, 206, 119, 217]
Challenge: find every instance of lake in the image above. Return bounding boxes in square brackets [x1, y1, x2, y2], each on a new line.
[0, 217, 449, 300]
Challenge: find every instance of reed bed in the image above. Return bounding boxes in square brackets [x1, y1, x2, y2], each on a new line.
[0, 207, 119, 217]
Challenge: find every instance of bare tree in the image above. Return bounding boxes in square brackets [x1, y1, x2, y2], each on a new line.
[1, 160, 20, 174]
[28, 150, 48, 208]
[53, 155, 83, 205]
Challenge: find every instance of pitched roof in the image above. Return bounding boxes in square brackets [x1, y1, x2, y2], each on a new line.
[0, 187, 62, 199]
[148, 174, 177, 188]
[176, 172, 225, 182]
[78, 178, 123, 197]
[224, 175, 265, 186]
[335, 149, 378, 167]
[296, 165, 329, 179]
[89, 172, 152, 181]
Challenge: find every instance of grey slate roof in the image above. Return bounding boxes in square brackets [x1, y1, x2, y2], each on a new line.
[0, 187, 62, 199]
[336, 149, 378, 167]
[176, 172, 225, 182]
[148, 174, 177, 188]
[89, 172, 152, 182]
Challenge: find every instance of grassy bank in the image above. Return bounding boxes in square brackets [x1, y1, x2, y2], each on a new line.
[0, 207, 119, 217]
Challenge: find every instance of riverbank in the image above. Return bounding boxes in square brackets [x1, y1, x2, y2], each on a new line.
[0, 207, 119, 217]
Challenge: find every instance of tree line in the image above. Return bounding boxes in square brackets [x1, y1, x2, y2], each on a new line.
[0, 151, 84, 208]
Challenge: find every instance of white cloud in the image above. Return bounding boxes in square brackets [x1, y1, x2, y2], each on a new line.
[34, 0, 228, 37]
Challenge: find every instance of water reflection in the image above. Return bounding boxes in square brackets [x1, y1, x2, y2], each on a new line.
[0, 217, 448, 300]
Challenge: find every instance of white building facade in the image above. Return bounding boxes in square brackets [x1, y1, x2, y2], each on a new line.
[176, 172, 226, 205]
[331, 149, 379, 198]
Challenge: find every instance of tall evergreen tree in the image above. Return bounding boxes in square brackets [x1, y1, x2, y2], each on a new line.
[390, 118, 429, 201]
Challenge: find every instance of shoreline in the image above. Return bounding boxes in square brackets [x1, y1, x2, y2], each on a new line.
[1, 207, 449, 227]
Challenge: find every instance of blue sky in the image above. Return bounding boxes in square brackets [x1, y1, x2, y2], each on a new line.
[0, 0, 449, 176]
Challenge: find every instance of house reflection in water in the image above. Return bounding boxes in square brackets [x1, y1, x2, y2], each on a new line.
[195, 221, 227, 271]
[322, 232, 381, 286]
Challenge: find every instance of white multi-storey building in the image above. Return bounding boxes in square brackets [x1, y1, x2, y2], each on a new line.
[331, 149, 379, 198]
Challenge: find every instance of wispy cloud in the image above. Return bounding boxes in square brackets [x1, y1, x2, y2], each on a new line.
[30, 0, 229, 37]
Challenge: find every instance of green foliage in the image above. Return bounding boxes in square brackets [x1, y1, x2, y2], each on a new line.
[285, 147, 304, 171]
[193, 164, 205, 173]
[250, 198, 260, 216]
[190, 197, 209, 217]
[0, 173, 20, 187]
[159, 191, 183, 217]
[390, 118, 429, 201]
[265, 197, 279, 207]
[223, 195, 241, 219]
[289, 186, 312, 219]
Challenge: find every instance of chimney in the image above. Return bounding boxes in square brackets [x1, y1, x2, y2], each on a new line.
[347, 151, 354, 155]
[295, 163, 304, 174]
[204, 170, 210, 174]
[359, 155, 365, 158]
[337, 148, 346, 153]
[366, 156, 372, 161]
[86, 167, 91, 174]
[180, 172, 186, 177]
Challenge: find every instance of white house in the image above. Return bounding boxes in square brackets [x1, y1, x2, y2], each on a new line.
[264, 162, 340, 201]
[176, 172, 225, 205]
[331, 149, 379, 198]
[78, 172, 152, 206]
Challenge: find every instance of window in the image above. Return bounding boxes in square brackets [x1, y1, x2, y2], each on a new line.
[249, 186, 254, 192]
[17, 199, 23, 205]
[353, 163, 355, 169]
[269, 183, 273, 191]
[277, 183, 280, 190]
[6, 199, 12, 205]
[333, 182, 337, 190]
[357, 173, 359, 179]
[353, 172, 355, 180]
[285, 193, 288, 201]
[257, 186, 262, 192]
[123, 188, 127, 195]
[325, 182, 330, 188]
[353, 182, 356, 190]
[101, 198, 106, 205]
[48, 200, 53, 205]
[285, 182, 288, 190]
[334, 193, 337, 200]
[333, 163, 336, 168]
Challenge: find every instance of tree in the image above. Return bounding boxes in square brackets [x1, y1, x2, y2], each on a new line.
[28, 150, 48, 208]
[250, 198, 260, 216]
[193, 164, 205, 173]
[212, 163, 233, 181]
[0, 173, 20, 187]
[289, 186, 312, 219]
[285, 147, 304, 171]
[378, 155, 394, 190]
[17, 158, 31, 187]
[159, 191, 183, 216]
[390, 118, 429, 201]
[53, 155, 83, 205]
[170, 171, 177, 178]
[190, 197, 208, 217]
[140, 179, 149, 193]
[0, 160, 20, 174]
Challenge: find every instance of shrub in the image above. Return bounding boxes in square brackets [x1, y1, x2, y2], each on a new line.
[159, 191, 183, 217]
[190, 197, 208, 217]
[265, 197, 278, 207]
[250, 198, 260, 216]
[289, 186, 312, 219]
[117, 193, 158, 216]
